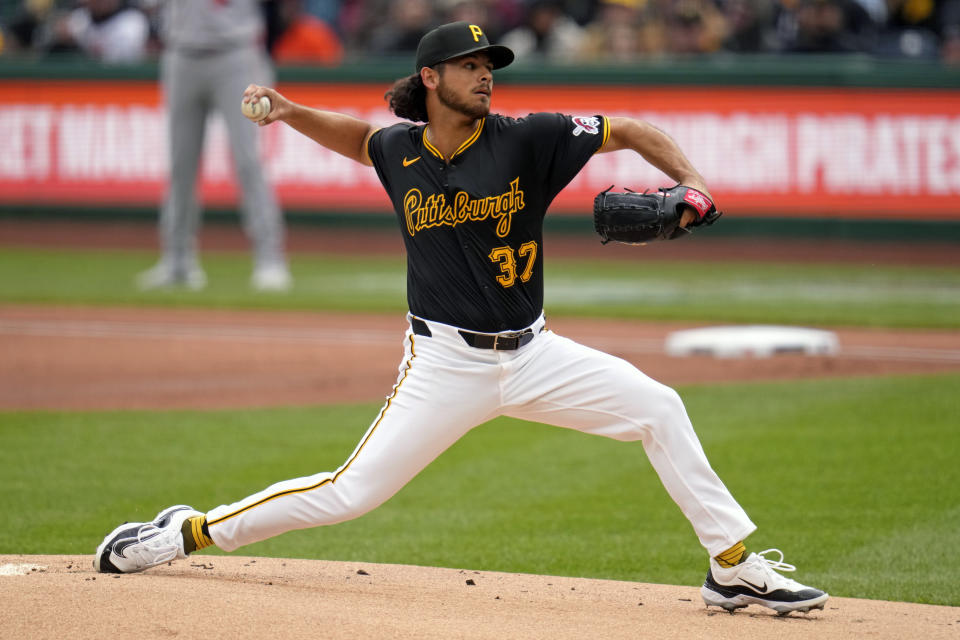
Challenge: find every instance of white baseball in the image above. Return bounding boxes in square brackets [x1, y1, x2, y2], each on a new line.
[242, 95, 272, 122]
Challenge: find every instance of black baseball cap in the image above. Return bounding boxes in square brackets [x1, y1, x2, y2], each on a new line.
[415, 22, 514, 72]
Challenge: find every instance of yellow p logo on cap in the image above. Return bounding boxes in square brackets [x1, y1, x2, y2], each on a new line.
[469, 25, 484, 42]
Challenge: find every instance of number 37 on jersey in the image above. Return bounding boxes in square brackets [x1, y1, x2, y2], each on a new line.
[488, 241, 537, 288]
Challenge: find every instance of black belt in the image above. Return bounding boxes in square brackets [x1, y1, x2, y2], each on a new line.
[410, 317, 537, 351]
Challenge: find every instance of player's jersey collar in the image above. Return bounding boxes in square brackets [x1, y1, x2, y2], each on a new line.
[422, 118, 485, 162]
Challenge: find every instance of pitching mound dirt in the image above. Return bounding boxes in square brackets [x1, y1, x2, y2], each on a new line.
[2, 554, 956, 639]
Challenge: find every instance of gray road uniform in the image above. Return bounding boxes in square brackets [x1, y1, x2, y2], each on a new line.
[148, 0, 287, 289]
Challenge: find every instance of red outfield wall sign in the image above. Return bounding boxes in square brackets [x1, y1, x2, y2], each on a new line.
[1, 80, 958, 219]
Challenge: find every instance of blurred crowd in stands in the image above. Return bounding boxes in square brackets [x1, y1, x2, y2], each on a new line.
[1, 0, 958, 65]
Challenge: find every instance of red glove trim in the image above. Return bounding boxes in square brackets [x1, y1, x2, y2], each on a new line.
[683, 188, 713, 219]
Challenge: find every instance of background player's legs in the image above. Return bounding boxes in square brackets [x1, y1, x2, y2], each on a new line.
[205, 330, 501, 551]
[147, 50, 208, 287]
[213, 45, 288, 288]
[501, 331, 756, 557]
[139, 50, 208, 289]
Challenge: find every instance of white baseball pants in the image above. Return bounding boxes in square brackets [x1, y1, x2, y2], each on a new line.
[160, 44, 286, 273]
[206, 314, 756, 557]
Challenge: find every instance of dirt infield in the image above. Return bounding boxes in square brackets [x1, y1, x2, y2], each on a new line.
[2, 304, 959, 410]
[2, 219, 959, 638]
[3, 555, 959, 640]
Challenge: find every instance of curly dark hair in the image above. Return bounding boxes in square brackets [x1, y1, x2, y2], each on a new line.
[385, 73, 428, 123]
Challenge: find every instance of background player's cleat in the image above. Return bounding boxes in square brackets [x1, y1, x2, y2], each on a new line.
[701, 548, 828, 615]
[94, 505, 202, 574]
[137, 262, 207, 291]
[251, 263, 292, 292]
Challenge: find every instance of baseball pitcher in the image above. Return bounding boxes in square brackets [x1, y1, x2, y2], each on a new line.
[96, 21, 827, 616]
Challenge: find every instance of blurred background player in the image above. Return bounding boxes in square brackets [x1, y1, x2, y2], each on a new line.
[137, 0, 291, 291]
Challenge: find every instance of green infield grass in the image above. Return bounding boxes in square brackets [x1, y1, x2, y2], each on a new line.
[2, 373, 957, 606]
[1, 247, 958, 328]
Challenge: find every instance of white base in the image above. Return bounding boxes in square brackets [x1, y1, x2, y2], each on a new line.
[665, 325, 839, 358]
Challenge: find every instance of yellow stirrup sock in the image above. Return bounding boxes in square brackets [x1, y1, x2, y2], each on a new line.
[181, 515, 215, 554]
[714, 541, 747, 568]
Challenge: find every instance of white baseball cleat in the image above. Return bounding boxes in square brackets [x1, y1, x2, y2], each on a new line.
[701, 548, 829, 615]
[136, 263, 207, 291]
[251, 263, 292, 292]
[94, 505, 201, 574]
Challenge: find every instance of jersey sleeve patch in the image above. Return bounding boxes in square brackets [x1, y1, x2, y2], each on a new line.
[571, 116, 601, 137]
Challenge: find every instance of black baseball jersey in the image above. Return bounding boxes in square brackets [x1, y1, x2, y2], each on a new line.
[368, 112, 610, 333]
